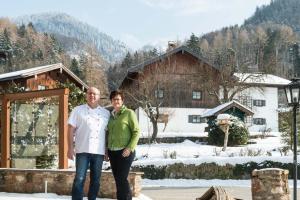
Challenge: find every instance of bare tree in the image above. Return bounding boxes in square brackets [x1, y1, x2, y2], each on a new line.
[124, 69, 174, 143]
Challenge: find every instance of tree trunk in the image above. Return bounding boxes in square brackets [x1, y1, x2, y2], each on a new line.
[150, 119, 158, 143]
[222, 126, 230, 151]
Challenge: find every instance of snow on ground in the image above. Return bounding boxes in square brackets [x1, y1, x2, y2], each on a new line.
[0, 193, 151, 200]
[2, 132, 298, 200]
[140, 131, 208, 138]
[142, 179, 300, 188]
[132, 132, 294, 167]
[140, 130, 280, 139]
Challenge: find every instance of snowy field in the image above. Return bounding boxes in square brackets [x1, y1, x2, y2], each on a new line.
[4, 131, 298, 200]
[132, 132, 296, 167]
[0, 193, 151, 200]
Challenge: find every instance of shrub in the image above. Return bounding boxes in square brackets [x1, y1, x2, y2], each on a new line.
[208, 115, 249, 146]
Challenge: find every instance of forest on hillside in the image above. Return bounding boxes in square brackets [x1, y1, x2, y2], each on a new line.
[14, 13, 128, 64]
[1, 0, 300, 93]
[108, 0, 300, 88]
[0, 18, 108, 96]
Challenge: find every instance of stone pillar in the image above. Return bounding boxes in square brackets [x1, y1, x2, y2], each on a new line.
[251, 168, 290, 200]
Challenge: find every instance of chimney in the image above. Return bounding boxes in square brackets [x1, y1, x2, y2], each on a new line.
[167, 41, 176, 51]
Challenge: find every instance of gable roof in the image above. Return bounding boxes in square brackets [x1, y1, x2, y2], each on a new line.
[234, 73, 290, 87]
[128, 45, 219, 73]
[0, 63, 88, 89]
[201, 100, 254, 118]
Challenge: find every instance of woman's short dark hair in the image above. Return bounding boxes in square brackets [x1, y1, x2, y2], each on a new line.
[109, 90, 124, 100]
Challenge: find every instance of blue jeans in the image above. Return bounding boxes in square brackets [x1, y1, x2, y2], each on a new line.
[72, 153, 104, 200]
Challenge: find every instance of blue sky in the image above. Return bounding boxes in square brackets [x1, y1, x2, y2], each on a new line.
[1, 0, 271, 50]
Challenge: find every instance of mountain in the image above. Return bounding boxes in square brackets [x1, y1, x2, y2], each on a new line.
[14, 12, 128, 64]
[244, 0, 300, 32]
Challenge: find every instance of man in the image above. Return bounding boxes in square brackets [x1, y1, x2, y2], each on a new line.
[67, 87, 110, 200]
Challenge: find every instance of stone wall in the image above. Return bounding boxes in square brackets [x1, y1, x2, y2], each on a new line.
[251, 168, 290, 200]
[132, 161, 299, 180]
[0, 168, 143, 199]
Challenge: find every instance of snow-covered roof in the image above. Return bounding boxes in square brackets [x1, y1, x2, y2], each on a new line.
[0, 63, 88, 89]
[201, 100, 254, 118]
[234, 73, 291, 86]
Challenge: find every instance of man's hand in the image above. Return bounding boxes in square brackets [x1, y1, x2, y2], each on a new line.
[67, 148, 75, 160]
[122, 148, 131, 157]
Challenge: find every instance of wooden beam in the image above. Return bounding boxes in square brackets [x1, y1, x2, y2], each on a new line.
[1, 98, 10, 168]
[58, 88, 69, 169]
[4, 88, 68, 101]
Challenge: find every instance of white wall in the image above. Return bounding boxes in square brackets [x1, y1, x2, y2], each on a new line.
[136, 86, 280, 136]
[235, 87, 279, 132]
[137, 107, 209, 138]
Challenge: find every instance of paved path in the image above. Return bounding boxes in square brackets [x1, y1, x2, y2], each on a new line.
[142, 187, 300, 200]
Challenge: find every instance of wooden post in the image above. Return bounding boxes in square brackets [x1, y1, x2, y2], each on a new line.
[1, 97, 10, 168]
[59, 88, 69, 169]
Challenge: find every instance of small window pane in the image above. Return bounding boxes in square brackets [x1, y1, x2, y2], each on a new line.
[188, 115, 204, 123]
[192, 91, 201, 100]
[253, 118, 266, 125]
[253, 99, 266, 107]
[38, 85, 46, 90]
[155, 89, 164, 98]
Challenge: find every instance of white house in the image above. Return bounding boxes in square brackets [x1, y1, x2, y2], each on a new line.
[233, 73, 290, 133]
[137, 73, 290, 137]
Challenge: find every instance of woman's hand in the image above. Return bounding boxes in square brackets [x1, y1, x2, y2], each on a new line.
[104, 150, 109, 161]
[122, 148, 131, 157]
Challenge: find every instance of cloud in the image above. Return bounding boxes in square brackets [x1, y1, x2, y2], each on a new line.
[139, 0, 271, 16]
[140, 0, 224, 15]
[119, 33, 182, 51]
[119, 33, 144, 50]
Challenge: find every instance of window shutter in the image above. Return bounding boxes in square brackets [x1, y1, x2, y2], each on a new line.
[188, 115, 193, 123]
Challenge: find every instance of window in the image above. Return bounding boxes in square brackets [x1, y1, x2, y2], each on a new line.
[253, 99, 266, 107]
[237, 95, 252, 109]
[192, 91, 202, 100]
[38, 85, 46, 90]
[188, 115, 206, 123]
[245, 116, 253, 125]
[155, 89, 164, 98]
[253, 118, 266, 125]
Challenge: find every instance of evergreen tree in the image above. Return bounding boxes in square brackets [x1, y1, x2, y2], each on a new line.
[27, 22, 36, 33]
[121, 52, 133, 69]
[262, 29, 280, 73]
[17, 24, 27, 37]
[186, 33, 202, 56]
[70, 58, 84, 80]
[150, 48, 158, 57]
[291, 43, 300, 77]
[0, 29, 13, 68]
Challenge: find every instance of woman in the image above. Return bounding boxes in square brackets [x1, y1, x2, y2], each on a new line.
[107, 90, 140, 200]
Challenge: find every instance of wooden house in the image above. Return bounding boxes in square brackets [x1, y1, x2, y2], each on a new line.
[120, 45, 290, 135]
[121, 45, 221, 108]
[0, 63, 88, 169]
[0, 63, 88, 91]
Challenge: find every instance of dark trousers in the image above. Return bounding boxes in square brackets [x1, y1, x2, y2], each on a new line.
[72, 153, 104, 200]
[108, 149, 135, 200]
